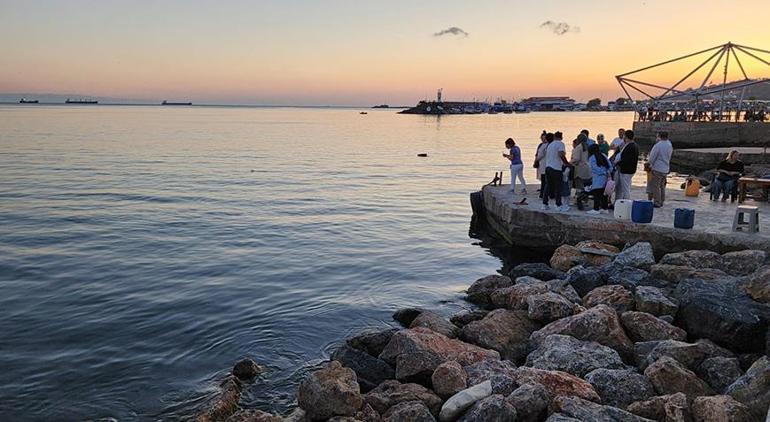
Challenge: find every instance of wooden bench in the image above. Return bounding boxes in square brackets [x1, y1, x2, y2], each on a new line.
[737, 177, 770, 203]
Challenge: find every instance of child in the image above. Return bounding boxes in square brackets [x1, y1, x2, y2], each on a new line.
[503, 138, 527, 194]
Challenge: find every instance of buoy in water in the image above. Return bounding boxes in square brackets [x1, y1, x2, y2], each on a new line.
[417, 153, 428, 157]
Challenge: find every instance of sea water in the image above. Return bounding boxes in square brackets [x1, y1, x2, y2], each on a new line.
[0, 105, 633, 420]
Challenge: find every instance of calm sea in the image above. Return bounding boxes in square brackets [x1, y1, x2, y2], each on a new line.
[0, 105, 634, 421]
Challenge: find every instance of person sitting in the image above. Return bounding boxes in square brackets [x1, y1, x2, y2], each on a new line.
[711, 150, 744, 202]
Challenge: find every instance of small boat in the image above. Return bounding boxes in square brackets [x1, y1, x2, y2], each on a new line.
[162, 100, 193, 106]
[19, 98, 39, 104]
[65, 98, 98, 104]
[360, 111, 368, 114]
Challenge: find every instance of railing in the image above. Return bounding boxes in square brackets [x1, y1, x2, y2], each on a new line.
[635, 109, 768, 123]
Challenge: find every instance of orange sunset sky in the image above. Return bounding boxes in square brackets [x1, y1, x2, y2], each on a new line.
[1, 0, 769, 105]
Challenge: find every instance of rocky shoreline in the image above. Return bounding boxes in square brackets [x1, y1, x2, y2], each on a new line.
[197, 242, 770, 422]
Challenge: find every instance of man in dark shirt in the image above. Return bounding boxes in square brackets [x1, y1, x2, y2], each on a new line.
[613, 130, 639, 200]
[712, 150, 745, 202]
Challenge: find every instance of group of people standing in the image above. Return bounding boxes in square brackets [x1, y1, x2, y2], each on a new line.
[503, 127, 674, 214]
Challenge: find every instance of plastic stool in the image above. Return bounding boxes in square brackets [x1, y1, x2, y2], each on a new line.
[732, 206, 760, 233]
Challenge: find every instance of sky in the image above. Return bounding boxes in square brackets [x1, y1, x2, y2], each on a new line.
[1, 0, 769, 106]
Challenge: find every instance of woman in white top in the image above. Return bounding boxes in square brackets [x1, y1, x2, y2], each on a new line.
[570, 133, 592, 191]
[534, 131, 548, 199]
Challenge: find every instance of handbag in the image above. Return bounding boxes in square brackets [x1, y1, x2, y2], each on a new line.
[604, 178, 616, 196]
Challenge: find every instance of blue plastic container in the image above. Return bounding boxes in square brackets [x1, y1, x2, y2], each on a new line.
[674, 208, 695, 229]
[631, 200, 654, 223]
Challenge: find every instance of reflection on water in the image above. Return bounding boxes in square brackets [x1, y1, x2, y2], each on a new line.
[0, 106, 633, 420]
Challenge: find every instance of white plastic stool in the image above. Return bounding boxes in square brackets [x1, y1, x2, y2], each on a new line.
[614, 199, 633, 220]
[732, 206, 760, 233]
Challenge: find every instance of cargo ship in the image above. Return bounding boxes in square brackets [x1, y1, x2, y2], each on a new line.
[161, 100, 193, 106]
[65, 99, 98, 104]
[19, 98, 39, 104]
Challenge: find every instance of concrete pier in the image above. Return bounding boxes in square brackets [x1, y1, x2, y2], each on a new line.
[633, 121, 770, 149]
[480, 183, 770, 255]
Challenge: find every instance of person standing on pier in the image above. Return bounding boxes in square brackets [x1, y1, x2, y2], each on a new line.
[646, 131, 673, 207]
[542, 132, 571, 211]
[503, 138, 527, 194]
[614, 130, 639, 201]
[610, 128, 625, 154]
[535, 131, 548, 199]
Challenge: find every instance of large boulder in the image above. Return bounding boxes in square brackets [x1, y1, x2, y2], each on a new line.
[225, 410, 282, 422]
[691, 395, 754, 422]
[464, 359, 518, 396]
[551, 244, 586, 272]
[613, 242, 655, 271]
[491, 282, 547, 310]
[410, 311, 458, 338]
[674, 278, 770, 352]
[635, 340, 707, 370]
[621, 311, 686, 343]
[332, 344, 395, 393]
[379, 328, 500, 383]
[550, 395, 656, 422]
[505, 383, 549, 422]
[509, 262, 565, 281]
[393, 308, 425, 327]
[449, 310, 489, 328]
[545, 279, 582, 304]
[526, 292, 575, 323]
[438, 381, 492, 422]
[512, 367, 601, 402]
[721, 250, 767, 276]
[634, 286, 678, 317]
[603, 264, 653, 292]
[650, 264, 730, 284]
[725, 356, 770, 420]
[696, 357, 743, 394]
[627, 393, 690, 422]
[348, 328, 399, 357]
[466, 275, 514, 308]
[457, 394, 517, 422]
[459, 309, 539, 362]
[745, 266, 770, 303]
[196, 377, 243, 422]
[584, 285, 636, 313]
[585, 368, 655, 409]
[644, 356, 715, 399]
[382, 401, 435, 422]
[575, 240, 620, 267]
[298, 361, 363, 420]
[565, 266, 606, 297]
[659, 250, 723, 268]
[232, 359, 262, 382]
[431, 361, 467, 399]
[525, 334, 626, 378]
[363, 380, 442, 416]
[530, 304, 635, 360]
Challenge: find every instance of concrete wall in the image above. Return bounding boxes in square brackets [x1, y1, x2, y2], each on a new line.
[633, 121, 770, 149]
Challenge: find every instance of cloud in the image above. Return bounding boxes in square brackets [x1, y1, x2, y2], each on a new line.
[433, 27, 469, 37]
[539, 21, 580, 35]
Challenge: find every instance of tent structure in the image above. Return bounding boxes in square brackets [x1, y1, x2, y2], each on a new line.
[616, 42, 770, 110]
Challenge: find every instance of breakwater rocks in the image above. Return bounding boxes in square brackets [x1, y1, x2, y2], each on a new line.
[200, 242, 770, 421]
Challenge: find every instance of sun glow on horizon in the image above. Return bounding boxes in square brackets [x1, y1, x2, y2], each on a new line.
[1, 0, 769, 105]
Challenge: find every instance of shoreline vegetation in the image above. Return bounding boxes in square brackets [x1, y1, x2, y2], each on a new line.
[195, 240, 770, 422]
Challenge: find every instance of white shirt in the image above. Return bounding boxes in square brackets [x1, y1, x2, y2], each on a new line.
[610, 137, 624, 150]
[648, 139, 673, 173]
[545, 140, 566, 170]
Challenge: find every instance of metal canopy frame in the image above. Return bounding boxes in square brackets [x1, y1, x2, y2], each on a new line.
[616, 42, 770, 106]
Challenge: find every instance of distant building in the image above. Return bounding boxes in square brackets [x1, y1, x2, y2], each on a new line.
[520, 96, 577, 111]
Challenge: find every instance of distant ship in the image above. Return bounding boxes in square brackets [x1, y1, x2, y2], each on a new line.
[65, 99, 98, 104]
[162, 100, 193, 106]
[19, 98, 39, 104]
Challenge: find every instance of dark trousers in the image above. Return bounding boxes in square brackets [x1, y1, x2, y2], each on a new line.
[539, 177, 547, 199]
[544, 168, 563, 206]
[590, 188, 608, 210]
